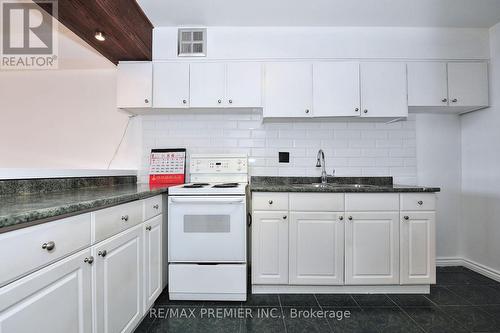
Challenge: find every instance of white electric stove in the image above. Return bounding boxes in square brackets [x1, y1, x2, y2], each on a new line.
[168, 154, 248, 301]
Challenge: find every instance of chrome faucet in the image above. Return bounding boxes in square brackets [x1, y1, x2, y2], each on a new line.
[316, 149, 328, 184]
[316, 149, 335, 184]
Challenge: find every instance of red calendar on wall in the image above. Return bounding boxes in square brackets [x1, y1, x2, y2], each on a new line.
[149, 148, 186, 185]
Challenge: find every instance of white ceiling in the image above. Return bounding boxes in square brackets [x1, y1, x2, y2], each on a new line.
[137, 0, 500, 28]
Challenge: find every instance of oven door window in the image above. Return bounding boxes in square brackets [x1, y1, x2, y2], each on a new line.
[184, 215, 230, 233]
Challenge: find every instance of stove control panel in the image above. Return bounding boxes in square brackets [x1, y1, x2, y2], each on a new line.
[190, 155, 248, 174]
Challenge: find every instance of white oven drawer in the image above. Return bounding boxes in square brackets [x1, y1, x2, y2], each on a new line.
[169, 264, 246, 301]
[168, 196, 246, 262]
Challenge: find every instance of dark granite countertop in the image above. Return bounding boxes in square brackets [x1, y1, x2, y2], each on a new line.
[250, 176, 440, 193]
[0, 184, 169, 233]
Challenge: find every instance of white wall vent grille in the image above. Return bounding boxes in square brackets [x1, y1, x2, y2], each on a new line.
[178, 28, 207, 57]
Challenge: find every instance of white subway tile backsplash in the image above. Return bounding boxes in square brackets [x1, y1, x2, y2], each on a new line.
[139, 112, 417, 184]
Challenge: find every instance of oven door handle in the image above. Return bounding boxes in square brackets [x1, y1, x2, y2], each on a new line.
[170, 197, 245, 204]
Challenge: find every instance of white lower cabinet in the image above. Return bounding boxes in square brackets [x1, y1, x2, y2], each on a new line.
[143, 215, 163, 311]
[400, 211, 436, 284]
[289, 212, 344, 285]
[252, 211, 289, 284]
[345, 212, 400, 285]
[94, 224, 143, 333]
[0, 249, 92, 333]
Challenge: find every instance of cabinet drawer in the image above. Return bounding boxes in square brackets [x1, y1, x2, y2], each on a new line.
[400, 193, 436, 211]
[144, 195, 162, 221]
[0, 213, 91, 287]
[290, 193, 344, 211]
[169, 264, 246, 301]
[252, 192, 289, 211]
[345, 193, 399, 211]
[93, 200, 143, 242]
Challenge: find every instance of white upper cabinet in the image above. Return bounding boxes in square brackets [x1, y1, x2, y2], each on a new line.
[226, 62, 263, 107]
[407, 62, 448, 107]
[117, 62, 152, 108]
[190, 63, 226, 107]
[153, 63, 190, 108]
[448, 62, 489, 108]
[313, 62, 360, 117]
[264, 62, 313, 118]
[360, 62, 408, 118]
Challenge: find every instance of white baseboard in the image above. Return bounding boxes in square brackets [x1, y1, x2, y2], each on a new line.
[436, 256, 500, 283]
[252, 284, 430, 294]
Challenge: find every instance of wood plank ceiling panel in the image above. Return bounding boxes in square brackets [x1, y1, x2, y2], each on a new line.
[36, 0, 153, 64]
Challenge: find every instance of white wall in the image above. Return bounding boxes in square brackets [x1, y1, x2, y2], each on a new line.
[460, 22, 500, 273]
[0, 21, 140, 170]
[138, 111, 417, 184]
[416, 114, 462, 259]
[154, 27, 490, 60]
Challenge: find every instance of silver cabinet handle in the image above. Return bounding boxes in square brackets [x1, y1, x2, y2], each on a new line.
[146, 226, 152, 231]
[182, 99, 187, 104]
[153, 204, 159, 210]
[121, 215, 129, 222]
[98, 250, 107, 257]
[229, 99, 233, 104]
[339, 216, 344, 221]
[42, 241, 55, 251]
[305, 109, 310, 114]
[417, 200, 423, 206]
[144, 98, 149, 104]
[451, 98, 458, 103]
[218, 99, 222, 104]
[442, 98, 448, 102]
[84, 256, 94, 264]
[283, 215, 287, 220]
[363, 110, 368, 114]
[404, 216, 410, 221]
[355, 108, 359, 112]
[268, 200, 273, 205]
[348, 216, 353, 221]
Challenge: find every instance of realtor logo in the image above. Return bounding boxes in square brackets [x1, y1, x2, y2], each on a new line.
[1, 0, 58, 69]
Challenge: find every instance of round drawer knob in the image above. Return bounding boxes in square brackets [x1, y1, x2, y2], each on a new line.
[121, 215, 129, 222]
[268, 200, 273, 205]
[144, 99, 149, 104]
[355, 108, 359, 112]
[42, 241, 55, 251]
[451, 98, 458, 103]
[98, 250, 107, 257]
[442, 98, 448, 103]
[218, 99, 222, 104]
[182, 99, 187, 104]
[146, 226, 152, 231]
[283, 215, 287, 220]
[417, 200, 424, 206]
[339, 216, 344, 221]
[348, 216, 353, 221]
[363, 109, 368, 114]
[305, 109, 310, 114]
[404, 216, 410, 221]
[153, 204, 159, 210]
[229, 99, 233, 104]
[84, 256, 94, 265]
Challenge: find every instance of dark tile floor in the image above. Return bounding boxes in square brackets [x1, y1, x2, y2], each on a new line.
[135, 266, 500, 333]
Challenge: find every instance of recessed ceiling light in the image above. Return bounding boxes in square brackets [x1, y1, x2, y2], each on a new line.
[95, 31, 106, 42]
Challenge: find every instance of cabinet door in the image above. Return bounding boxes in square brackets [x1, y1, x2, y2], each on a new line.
[226, 62, 263, 107]
[0, 249, 92, 333]
[448, 62, 489, 107]
[289, 212, 344, 285]
[400, 212, 436, 285]
[143, 215, 163, 311]
[264, 62, 313, 118]
[153, 63, 190, 108]
[252, 211, 289, 284]
[360, 62, 408, 117]
[345, 212, 400, 285]
[94, 225, 143, 333]
[190, 62, 226, 107]
[117, 62, 152, 108]
[407, 62, 448, 106]
[313, 62, 360, 117]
